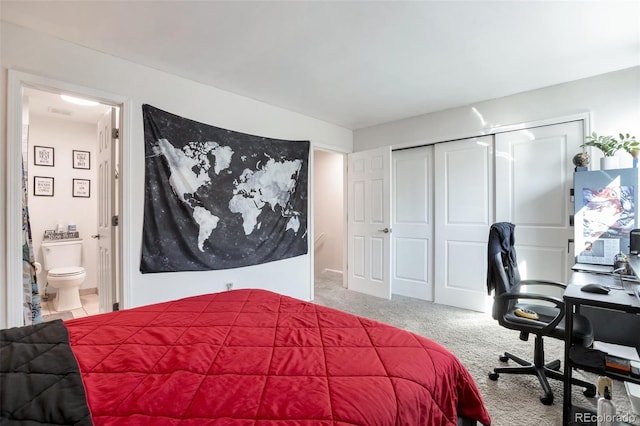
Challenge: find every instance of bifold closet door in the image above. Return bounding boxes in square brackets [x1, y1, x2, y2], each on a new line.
[434, 136, 494, 312]
[392, 146, 434, 300]
[402, 121, 582, 311]
[494, 121, 583, 287]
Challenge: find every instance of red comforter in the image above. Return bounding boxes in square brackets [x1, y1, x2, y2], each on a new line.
[66, 289, 490, 425]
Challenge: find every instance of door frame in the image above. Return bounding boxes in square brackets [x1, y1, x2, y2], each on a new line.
[310, 142, 349, 301]
[390, 113, 591, 152]
[5, 70, 132, 328]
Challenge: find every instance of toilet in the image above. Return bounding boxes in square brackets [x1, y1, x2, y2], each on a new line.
[41, 239, 86, 312]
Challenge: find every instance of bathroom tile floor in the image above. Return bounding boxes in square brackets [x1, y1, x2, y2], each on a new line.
[41, 292, 99, 322]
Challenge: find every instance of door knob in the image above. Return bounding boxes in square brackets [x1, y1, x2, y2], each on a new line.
[91, 234, 100, 239]
[378, 228, 391, 234]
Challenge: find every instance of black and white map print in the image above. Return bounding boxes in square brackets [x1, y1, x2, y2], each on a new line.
[140, 104, 309, 273]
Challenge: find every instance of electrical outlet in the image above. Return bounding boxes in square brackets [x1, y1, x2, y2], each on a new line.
[226, 282, 233, 291]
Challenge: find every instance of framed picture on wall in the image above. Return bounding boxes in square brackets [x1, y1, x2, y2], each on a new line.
[73, 150, 90, 169]
[34, 176, 54, 196]
[73, 179, 90, 198]
[34, 146, 54, 167]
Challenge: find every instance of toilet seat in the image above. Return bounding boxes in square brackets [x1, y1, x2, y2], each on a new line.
[48, 266, 85, 277]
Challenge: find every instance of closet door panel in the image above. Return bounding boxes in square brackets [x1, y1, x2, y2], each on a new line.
[392, 146, 433, 300]
[497, 133, 566, 226]
[434, 136, 494, 312]
[495, 121, 583, 285]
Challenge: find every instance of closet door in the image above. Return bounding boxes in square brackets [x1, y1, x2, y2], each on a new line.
[495, 121, 583, 286]
[392, 146, 434, 300]
[434, 136, 494, 312]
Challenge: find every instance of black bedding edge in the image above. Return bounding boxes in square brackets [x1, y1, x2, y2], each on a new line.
[0, 319, 93, 425]
[458, 416, 478, 426]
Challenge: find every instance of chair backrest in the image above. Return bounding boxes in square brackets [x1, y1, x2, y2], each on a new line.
[487, 222, 521, 320]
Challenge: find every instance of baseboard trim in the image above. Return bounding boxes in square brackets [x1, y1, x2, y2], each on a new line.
[323, 269, 343, 275]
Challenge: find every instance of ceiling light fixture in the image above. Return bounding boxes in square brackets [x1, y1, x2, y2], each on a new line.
[60, 94, 99, 106]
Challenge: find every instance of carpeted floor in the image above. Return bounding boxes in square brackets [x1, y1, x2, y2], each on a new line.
[313, 271, 639, 426]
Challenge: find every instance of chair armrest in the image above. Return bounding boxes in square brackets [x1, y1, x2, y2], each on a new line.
[518, 279, 567, 290]
[496, 292, 565, 333]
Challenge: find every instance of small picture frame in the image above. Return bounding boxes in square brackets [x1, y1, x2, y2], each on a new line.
[34, 146, 54, 167]
[34, 176, 54, 196]
[72, 179, 91, 198]
[73, 150, 91, 169]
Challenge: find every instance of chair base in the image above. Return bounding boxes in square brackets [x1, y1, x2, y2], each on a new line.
[488, 335, 596, 405]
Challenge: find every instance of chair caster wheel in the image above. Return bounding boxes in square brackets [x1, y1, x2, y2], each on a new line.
[583, 387, 596, 398]
[540, 394, 553, 405]
[488, 372, 499, 381]
[499, 354, 509, 362]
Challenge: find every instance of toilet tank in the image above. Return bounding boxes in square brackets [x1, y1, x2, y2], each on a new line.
[41, 239, 83, 270]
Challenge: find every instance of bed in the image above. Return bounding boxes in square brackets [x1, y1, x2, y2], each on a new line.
[1, 289, 491, 425]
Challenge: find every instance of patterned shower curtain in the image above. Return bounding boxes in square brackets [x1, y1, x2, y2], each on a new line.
[22, 160, 43, 325]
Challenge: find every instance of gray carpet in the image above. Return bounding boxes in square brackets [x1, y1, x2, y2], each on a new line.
[313, 271, 639, 426]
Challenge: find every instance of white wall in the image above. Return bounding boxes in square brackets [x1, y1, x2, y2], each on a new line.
[1, 22, 353, 327]
[354, 67, 640, 164]
[313, 149, 344, 276]
[27, 114, 98, 294]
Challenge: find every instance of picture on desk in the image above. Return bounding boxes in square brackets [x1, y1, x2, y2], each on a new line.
[580, 239, 605, 257]
[577, 237, 619, 265]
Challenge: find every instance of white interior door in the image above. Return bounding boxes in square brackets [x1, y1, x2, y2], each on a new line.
[347, 146, 392, 299]
[434, 136, 494, 312]
[96, 108, 116, 313]
[392, 146, 434, 300]
[495, 121, 583, 286]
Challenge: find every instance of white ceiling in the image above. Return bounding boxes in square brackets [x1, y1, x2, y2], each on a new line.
[3, 1, 639, 130]
[24, 88, 112, 125]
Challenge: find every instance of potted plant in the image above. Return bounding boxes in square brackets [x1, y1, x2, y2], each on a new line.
[620, 133, 640, 160]
[581, 132, 638, 169]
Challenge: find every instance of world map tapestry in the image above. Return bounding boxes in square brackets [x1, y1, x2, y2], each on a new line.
[140, 105, 309, 273]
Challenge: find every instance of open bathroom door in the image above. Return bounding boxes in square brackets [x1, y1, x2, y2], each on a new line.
[96, 108, 117, 313]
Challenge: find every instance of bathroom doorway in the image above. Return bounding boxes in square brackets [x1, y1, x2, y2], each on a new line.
[22, 87, 117, 321]
[19, 86, 120, 322]
[5, 70, 128, 328]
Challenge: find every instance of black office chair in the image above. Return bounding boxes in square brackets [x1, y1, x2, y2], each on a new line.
[487, 222, 596, 405]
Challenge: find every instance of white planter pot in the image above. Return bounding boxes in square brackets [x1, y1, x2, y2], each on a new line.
[600, 156, 619, 170]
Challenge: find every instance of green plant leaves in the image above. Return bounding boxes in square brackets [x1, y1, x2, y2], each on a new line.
[581, 132, 638, 157]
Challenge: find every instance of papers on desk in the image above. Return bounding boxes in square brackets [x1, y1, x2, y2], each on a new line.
[572, 263, 614, 274]
[593, 341, 640, 362]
